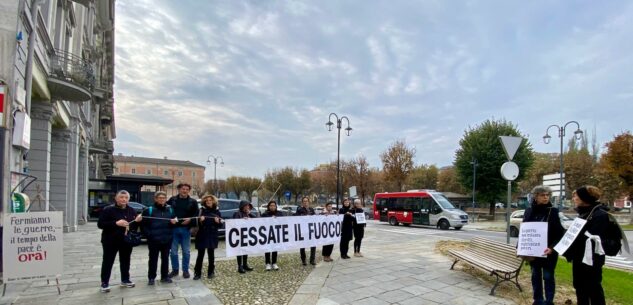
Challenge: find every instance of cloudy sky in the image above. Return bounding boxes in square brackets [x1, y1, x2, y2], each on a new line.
[113, 0, 633, 180]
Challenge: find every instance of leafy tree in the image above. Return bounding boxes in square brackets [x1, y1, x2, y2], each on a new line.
[263, 167, 311, 203]
[309, 162, 337, 199]
[407, 164, 439, 190]
[225, 176, 262, 200]
[380, 139, 416, 191]
[343, 155, 373, 203]
[518, 153, 558, 195]
[564, 135, 596, 196]
[203, 179, 226, 197]
[454, 119, 534, 217]
[594, 157, 624, 207]
[437, 166, 467, 195]
[602, 131, 633, 223]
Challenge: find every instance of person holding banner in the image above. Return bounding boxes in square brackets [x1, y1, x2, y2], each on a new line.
[296, 197, 317, 266]
[262, 200, 284, 270]
[321, 202, 336, 262]
[167, 183, 199, 279]
[352, 199, 367, 257]
[234, 200, 256, 273]
[193, 194, 223, 280]
[563, 186, 609, 305]
[339, 198, 355, 259]
[141, 191, 177, 285]
[98, 190, 143, 293]
[522, 186, 565, 305]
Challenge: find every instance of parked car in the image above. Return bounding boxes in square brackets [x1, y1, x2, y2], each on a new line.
[280, 205, 299, 216]
[89, 201, 146, 218]
[508, 209, 574, 237]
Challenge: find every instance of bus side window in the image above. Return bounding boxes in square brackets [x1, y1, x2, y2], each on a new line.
[431, 202, 442, 214]
[412, 197, 423, 211]
[378, 198, 387, 210]
[387, 198, 397, 210]
[421, 197, 432, 212]
[395, 198, 406, 210]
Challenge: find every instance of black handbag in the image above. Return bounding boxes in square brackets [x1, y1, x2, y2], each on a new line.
[124, 227, 142, 247]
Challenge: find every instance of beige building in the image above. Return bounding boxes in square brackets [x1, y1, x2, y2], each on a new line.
[113, 154, 206, 197]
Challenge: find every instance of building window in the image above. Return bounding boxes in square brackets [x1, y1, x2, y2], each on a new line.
[192, 172, 196, 178]
[146, 169, 152, 175]
[164, 170, 169, 176]
[178, 171, 183, 177]
[131, 168, 136, 174]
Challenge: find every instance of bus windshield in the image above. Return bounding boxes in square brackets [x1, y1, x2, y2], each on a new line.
[430, 193, 457, 209]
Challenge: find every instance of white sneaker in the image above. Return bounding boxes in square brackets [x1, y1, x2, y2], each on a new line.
[265, 264, 272, 271]
[272, 264, 279, 270]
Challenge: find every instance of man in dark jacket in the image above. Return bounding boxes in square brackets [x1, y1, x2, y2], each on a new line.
[522, 186, 565, 305]
[141, 191, 177, 285]
[296, 196, 317, 265]
[167, 183, 199, 279]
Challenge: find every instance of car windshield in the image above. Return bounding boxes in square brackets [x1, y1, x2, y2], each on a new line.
[430, 193, 457, 209]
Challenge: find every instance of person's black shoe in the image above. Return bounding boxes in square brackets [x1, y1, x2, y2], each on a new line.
[148, 279, 155, 286]
[341, 255, 350, 259]
[169, 270, 179, 278]
[183, 272, 190, 279]
[310, 260, 316, 265]
[302, 260, 307, 266]
[208, 272, 215, 278]
[193, 274, 201, 280]
[160, 278, 173, 284]
[238, 267, 246, 274]
[243, 265, 254, 271]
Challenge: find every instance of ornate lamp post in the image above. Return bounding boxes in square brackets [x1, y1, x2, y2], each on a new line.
[543, 121, 583, 209]
[206, 155, 224, 197]
[326, 113, 352, 208]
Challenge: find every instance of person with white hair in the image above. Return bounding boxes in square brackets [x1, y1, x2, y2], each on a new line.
[352, 199, 367, 257]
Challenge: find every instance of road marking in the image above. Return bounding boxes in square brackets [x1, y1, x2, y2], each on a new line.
[377, 228, 442, 236]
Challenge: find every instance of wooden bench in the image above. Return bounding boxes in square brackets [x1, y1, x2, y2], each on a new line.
[448, 237, 524, 295]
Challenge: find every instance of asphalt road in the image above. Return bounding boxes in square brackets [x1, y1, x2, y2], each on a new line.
[371, 221, 633, 271]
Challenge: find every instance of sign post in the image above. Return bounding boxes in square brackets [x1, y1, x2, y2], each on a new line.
[499, 136, 523, 244]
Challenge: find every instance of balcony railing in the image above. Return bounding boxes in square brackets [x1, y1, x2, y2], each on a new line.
[48, 48, 94, 102]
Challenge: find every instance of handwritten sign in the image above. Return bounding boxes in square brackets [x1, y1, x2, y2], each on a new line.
[517, 222, 548, 257]
[2, 212, 64, 282]
[355, 212, 367, 224]
[554, 217, 587, 255]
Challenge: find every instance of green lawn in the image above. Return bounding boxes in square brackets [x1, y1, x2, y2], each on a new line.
[620, 224, 633, 230]
[554, 258, 633, 304]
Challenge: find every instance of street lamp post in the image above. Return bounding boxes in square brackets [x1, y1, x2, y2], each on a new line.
[470, 158, 478, 222]
[326, 113, 352, 209]
[206, 155, 224, 197]
[543, 121, 583, 209]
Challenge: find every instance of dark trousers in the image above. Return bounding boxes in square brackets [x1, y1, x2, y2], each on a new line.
[300, 247, 316, 262]
[194, 248, 215, 276]
[322, 244, 334, 257]
[265, 252, 278, 264]
[353, 226, 364, 252]
[101, 242, 133, 284]
[148, 242, 171, 280]
[573, 259, 605, 305]
[530, 261, 556, 305]
[236, 255, 249, 267]
[340, 235, 352, 257]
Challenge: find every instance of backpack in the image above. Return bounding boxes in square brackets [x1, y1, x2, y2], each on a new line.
[588, 206, 624, 256]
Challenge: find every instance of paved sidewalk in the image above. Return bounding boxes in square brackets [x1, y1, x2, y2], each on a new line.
[0, 222, 221, 305]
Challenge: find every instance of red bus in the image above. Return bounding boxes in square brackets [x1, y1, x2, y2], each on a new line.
[373, 190, 468, 230]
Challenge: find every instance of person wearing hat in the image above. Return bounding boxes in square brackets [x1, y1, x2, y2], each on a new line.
[193, 194, 222, 280]
[563, 185, 609, 305]
[233, 200, 255, 273]
[522, 186, 565, 305]
[262, 200, 284, 270]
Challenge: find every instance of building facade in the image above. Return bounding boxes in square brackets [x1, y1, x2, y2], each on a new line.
[113, 155, 206, 197]
[0, 0, 116, 232]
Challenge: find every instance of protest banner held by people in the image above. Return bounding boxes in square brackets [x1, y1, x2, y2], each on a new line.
[262, 200, 284, 270]
[141, 191, 177, 285]
[98, 190, 142, 293]
[352, 199, 367, 257]
[234, 200, 255, 273]
[522, 186, 565, 305]
[296, 196, 317, 266]
[339, 198, 354, 259]
[321, 201, 336, 262]
[193, 194, 222, 280]
[167, 183, 199, 279]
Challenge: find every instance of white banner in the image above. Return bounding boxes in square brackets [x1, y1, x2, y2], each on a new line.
[225, 215, 343, 257]
[2, 212, 64, 283]
[554, 217, 587, 255]
[517, 222, 548, 257]
[355, 212, 366, 224]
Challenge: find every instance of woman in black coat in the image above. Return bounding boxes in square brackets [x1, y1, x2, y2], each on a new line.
[352, 199, 367, 257]
[233, 200, 255, 273]
[339, 198, 354, 259]
[563, 186, 609, 305]
[141, 191, 177, 285]
[193, 194, 222, 280]
[262, 200, 284, 270]
[522, 186, 565, 305]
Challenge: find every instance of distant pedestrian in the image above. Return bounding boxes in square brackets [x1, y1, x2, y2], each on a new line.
[352, 199, 366, 257]
[321, 201, 336, 262]
[563, 186, 609, 305]
[522, 186, 565, 305]
[141, 191, 177, 285]
[262, 200, 284, 270]
[193, 194, 222, 280]
[98, 190, 143, 292]
[296, 196, 317, 265]
[339, 198, 354, 259]
[234, 200, 255, 273]
[167, 183, 199, 279]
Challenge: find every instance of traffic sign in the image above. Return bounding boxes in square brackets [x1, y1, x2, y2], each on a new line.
[284, 191, 291, 200]
[499, 136, 522, 160]
[500, 161, 519, 181]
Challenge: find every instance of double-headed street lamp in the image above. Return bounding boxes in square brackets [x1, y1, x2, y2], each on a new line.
[543, 121, 583, 209]
[206, 155, 224, 197]
[326, 113, 352, 208]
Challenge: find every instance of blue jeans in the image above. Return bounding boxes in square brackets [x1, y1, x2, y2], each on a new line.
[170, 227, 191, 272]
[531, 263, 556, 305]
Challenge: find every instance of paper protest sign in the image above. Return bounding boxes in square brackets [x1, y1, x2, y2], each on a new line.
[553, 217, 587, 255]
[517, 222, 548, 257]
[2, 212, 64, 283]
[355, 212, 366, 224]
[225, 215, 343, 257]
